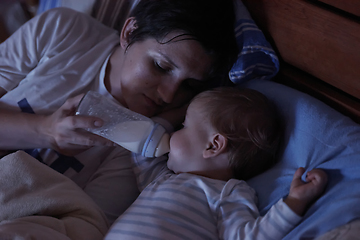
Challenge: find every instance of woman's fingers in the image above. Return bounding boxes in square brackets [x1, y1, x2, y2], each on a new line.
[62, 94, 85, 110]
[65, 129, 114, 146]
[64, 115, 104, 129]
[42, 94, 116, 153]
[54, 130, 115, 156]
[54, 117, 114, 147]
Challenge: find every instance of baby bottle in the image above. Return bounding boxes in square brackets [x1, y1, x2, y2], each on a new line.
[75, 91, 170, 157]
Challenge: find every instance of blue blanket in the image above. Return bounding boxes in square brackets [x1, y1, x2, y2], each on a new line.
[243, 79, 360, 239]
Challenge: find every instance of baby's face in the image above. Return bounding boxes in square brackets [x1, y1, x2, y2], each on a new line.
[167, 101, 211, 174]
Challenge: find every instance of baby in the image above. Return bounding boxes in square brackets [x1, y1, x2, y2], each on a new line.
[105, 87, 328, 240]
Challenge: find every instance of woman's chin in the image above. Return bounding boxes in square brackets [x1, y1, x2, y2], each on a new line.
[129, 105, 157, 117]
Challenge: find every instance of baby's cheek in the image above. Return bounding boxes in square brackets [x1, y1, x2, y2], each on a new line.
[169, 136, 187, 162]
[172, 136, 189, 156]
[170, 132, 180, 150]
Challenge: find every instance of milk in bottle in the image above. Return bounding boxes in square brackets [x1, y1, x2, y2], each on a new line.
[75, 91, 170, 157]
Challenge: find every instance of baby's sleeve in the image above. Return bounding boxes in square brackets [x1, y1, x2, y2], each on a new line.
[217, 180, 302, 240]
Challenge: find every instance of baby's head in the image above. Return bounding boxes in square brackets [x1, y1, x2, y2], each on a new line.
[167, 87, 282, 181]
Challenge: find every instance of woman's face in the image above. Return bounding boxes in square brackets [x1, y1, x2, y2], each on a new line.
[106, 23, 214, 117]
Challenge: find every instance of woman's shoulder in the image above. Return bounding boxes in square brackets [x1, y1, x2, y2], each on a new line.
[35, 7, 117, 36]
[35, 7, 87, 24]
[39, 7, 93, 21]
[29, 7, 118, 51]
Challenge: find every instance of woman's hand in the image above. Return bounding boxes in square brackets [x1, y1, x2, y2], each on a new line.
[40, 94, 115, 156]
[284, 167, 328, 216]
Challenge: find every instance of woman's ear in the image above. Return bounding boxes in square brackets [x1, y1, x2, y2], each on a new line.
[203, 133, 227, 158]
[120, 17, 137, 50]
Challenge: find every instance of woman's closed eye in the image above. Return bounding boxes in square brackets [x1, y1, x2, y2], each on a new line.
[155, 61, 171, 73]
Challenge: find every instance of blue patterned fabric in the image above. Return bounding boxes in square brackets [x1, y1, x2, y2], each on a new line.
[229, 0, 279, 84]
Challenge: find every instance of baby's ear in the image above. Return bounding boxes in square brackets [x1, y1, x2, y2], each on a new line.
[203, 133, 227, 158]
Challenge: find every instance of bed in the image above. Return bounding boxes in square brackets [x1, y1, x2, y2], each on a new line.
[0, 0, 360, 239]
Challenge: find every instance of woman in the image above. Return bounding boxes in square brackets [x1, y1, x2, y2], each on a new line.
[0, 0, 237, 224]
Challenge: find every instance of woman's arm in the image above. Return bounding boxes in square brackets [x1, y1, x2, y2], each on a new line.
[0, 94, 115, 156]
[0, 88, 50, 151]
[0, 9, 116, 155]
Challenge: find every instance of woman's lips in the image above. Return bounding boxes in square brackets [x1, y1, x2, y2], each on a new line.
[144, 94, 160, 108]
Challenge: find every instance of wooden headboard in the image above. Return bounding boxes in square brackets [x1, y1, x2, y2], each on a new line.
[242, 0, 360, 123]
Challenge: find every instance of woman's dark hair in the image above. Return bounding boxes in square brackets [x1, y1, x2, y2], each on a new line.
[129, 0, 238, 84]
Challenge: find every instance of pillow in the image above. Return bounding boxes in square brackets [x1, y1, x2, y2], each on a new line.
[242, 79, 360, 239]
[229, 0, 279, 84]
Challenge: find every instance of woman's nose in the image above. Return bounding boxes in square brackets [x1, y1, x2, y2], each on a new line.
[158, 78, 182, 104]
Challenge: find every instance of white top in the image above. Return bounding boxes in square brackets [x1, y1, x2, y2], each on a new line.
[0, 8, 143, 224]
[0, 7, 122, 185]
[105, 155, 302, 240]
[0, 7, 119, 113]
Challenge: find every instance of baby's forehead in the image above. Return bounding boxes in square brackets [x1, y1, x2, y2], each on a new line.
[186, 99, 211, 124]
[187, 98, 205, 112]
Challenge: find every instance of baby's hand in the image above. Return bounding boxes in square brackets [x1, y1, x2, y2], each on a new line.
[284, 167, 328, 216]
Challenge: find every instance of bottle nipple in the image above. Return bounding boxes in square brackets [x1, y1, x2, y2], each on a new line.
[154, 133, 170, 157]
